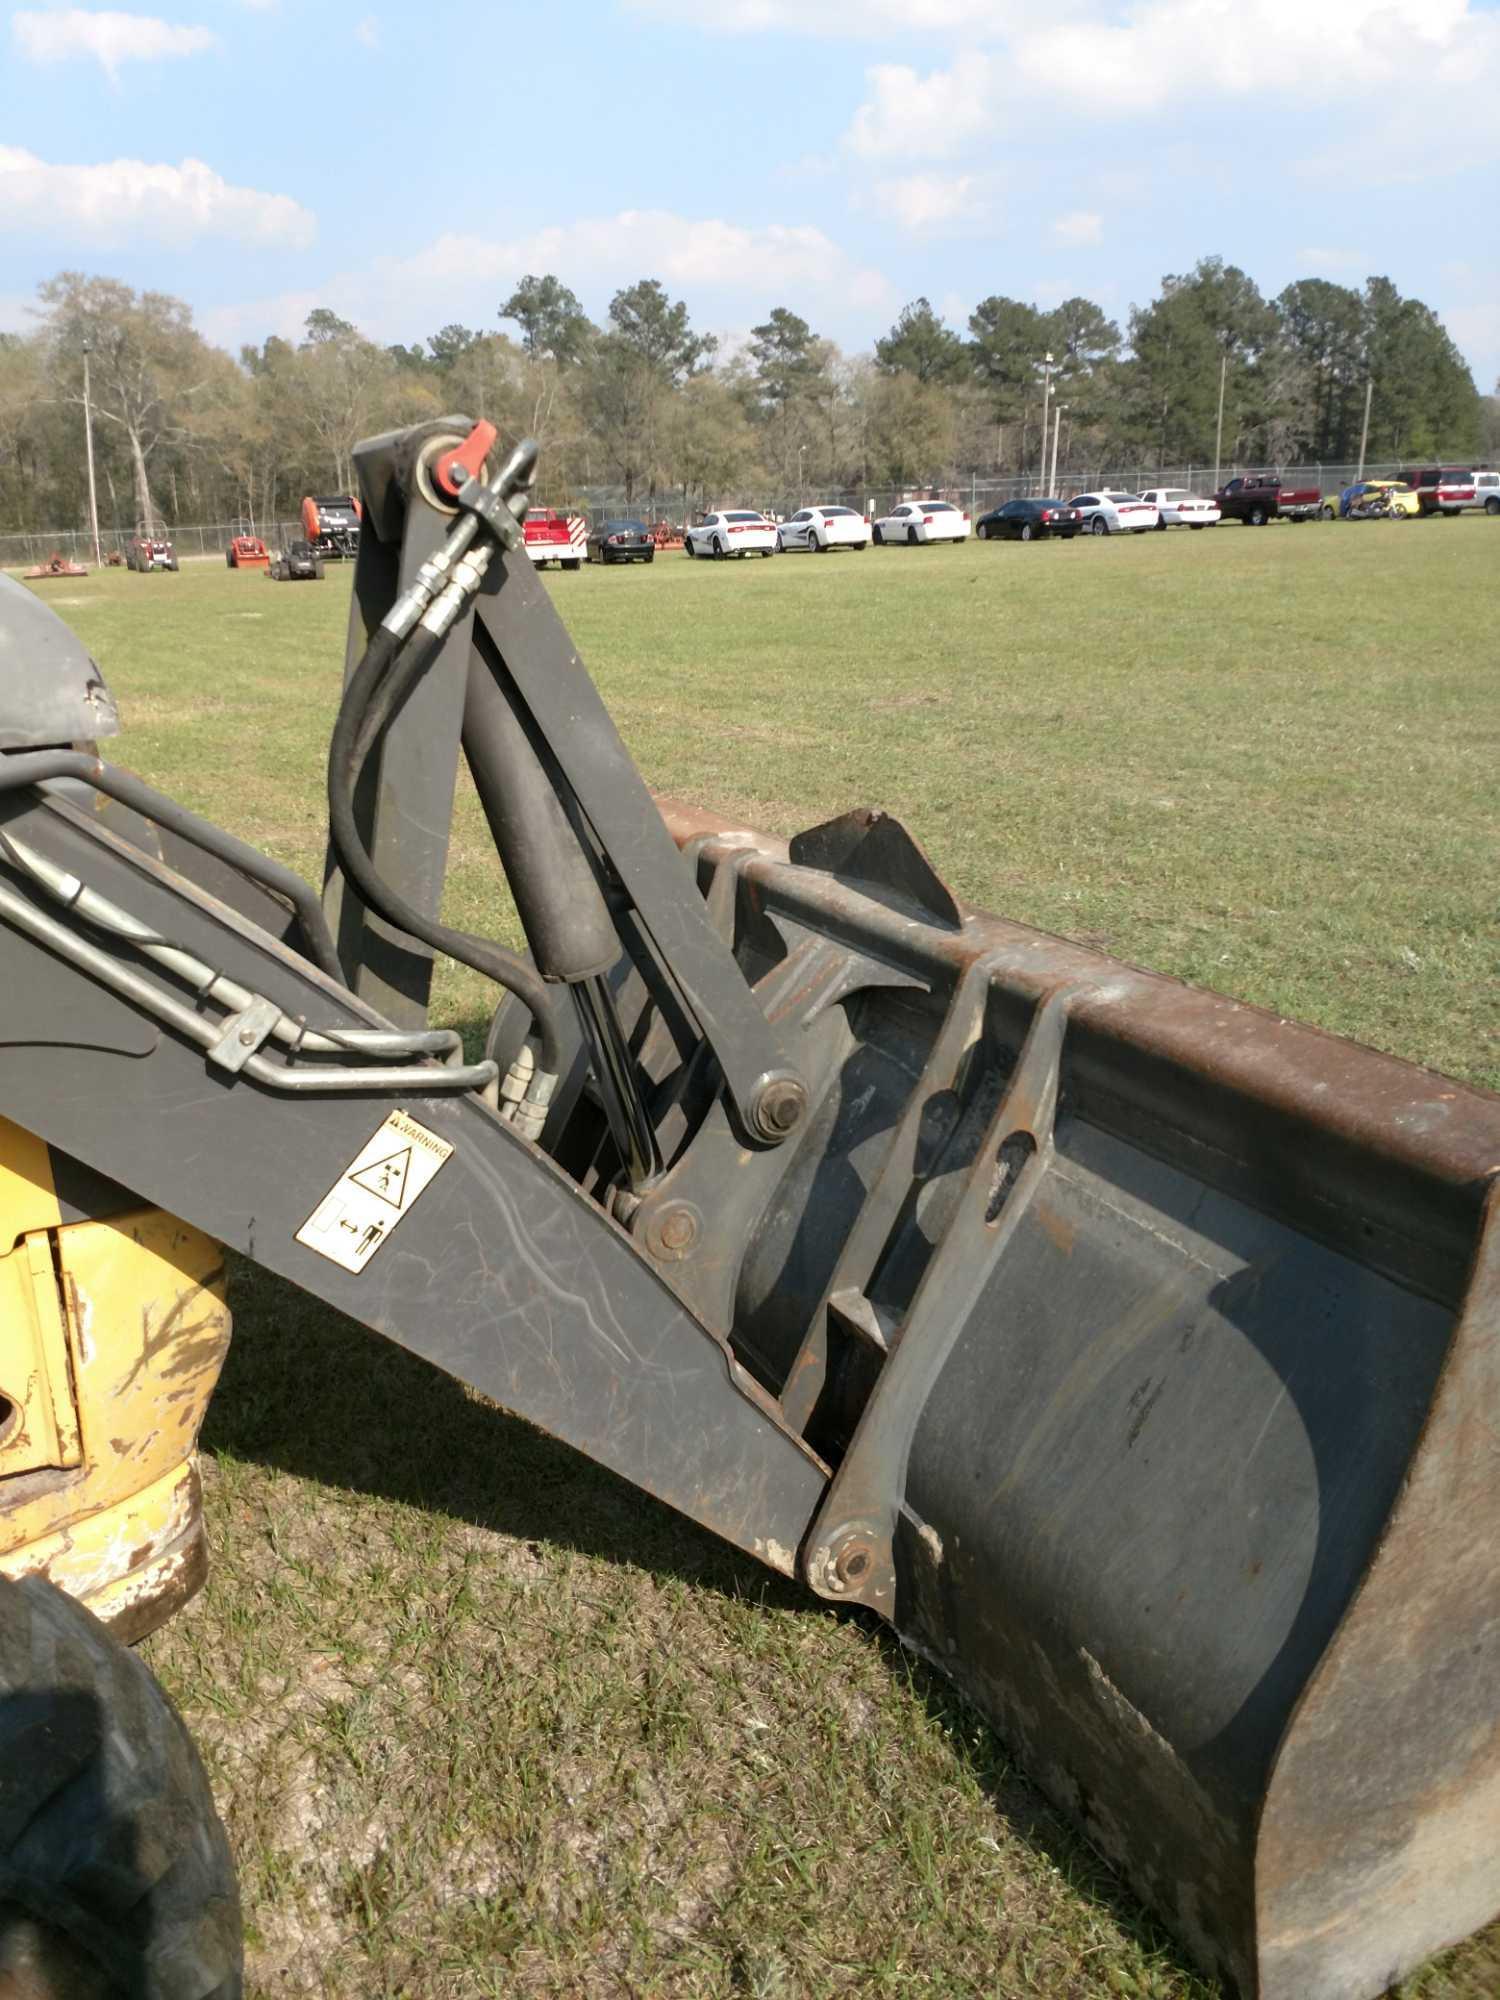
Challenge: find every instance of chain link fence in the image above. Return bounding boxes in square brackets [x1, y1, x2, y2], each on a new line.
[2, 457, 1479, 567]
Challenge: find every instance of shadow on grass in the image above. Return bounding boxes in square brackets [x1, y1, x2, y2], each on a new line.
[206, 1250, 1220, 1995]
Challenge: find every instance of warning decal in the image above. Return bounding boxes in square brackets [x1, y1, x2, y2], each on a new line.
[295, 1110, 453, 1274]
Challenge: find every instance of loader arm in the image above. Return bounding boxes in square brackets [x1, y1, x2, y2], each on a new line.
[2, 422, 1498, 2000]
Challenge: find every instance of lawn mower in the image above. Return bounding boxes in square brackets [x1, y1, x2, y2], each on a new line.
[1, 416, 1496, 2000]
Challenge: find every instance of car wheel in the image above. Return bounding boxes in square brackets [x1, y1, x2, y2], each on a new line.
[907, 527, 918, 546]
[1486, 497, 1500, 516]
[1248, 505, 1268, 526]
[1154, 517, 1168, 531]
[1090, 516, 1108, 536]
[1019, 523, 1034, 542]
[872, 526, 883, 545]
[712, 536, 725, 559]
[313, 560, 325, 578]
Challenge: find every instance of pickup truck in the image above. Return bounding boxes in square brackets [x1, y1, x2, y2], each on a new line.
[522, 508, 584, 570]
[1213, 474, 1323, 525]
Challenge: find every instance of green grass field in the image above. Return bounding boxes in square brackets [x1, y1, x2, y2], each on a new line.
[16, 518, 1500, 1998]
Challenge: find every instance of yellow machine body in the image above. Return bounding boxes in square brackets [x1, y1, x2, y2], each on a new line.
[0, 1114, 230, 1641]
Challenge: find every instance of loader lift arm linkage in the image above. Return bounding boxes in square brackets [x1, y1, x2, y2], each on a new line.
[1, 418, 1497, 2000]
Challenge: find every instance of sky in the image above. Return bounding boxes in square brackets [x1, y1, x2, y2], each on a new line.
[1, 1, 1497, 386]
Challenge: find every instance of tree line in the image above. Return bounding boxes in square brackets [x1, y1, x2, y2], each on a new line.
[1, 259, 1493, 539]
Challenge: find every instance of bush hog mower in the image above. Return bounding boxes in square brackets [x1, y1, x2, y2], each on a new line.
[1, 416, 1497, 2000]
[300, 492, 361, 561]
[21, 553, 88, 580]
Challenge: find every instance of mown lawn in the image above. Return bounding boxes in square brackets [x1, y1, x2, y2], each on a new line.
[17, 516, 1500, 1998]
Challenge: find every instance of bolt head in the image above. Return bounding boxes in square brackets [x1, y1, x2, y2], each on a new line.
[237, 1026, 256, 1046]
[753, 1077, 807, 1141]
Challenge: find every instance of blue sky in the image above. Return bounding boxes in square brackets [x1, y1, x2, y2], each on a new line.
[2, 1, 1497, 386]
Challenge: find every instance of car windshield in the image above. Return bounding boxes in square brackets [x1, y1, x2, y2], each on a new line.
[920, 502, 956, 514]
[726, 511, 764, 522]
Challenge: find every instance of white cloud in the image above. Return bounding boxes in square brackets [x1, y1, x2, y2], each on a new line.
[872, 172, 980, 232]
[1016, 0, 1493, 114]
[844, 54, 994, 159]
[354, 13, 379, 46]
[838, 3, 1499, 155]
[12, 8, 215, 78]
[0, 148, 315, 249]
[628, 0, 1027, 35]
[201, 208, 894, 349]
[1051, 210, 1102, 247]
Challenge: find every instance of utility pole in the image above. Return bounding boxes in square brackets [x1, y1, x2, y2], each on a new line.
[81, 339, 103, 568]
[1212, 351, 1228, 494]
[1356, 376, 1373, 480]
[1039, 353, 1054, 498]
[1049, 404, 1066, 497]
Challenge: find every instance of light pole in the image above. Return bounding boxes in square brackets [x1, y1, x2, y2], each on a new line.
[81, 338, 103, 568]
[1356, 376, 1373, 481]
[798, 445, 806, 501]
[1212, 351, 1228, 493]
[1049, 404, 1066, 498]
[1038, 352, 1054, 497]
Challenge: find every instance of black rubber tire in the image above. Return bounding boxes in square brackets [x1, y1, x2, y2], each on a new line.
[313, 561, 325, 579]
[1090, 516, 1108, 536]
[1019, 523, 1034, 542]
[1486, 497, 1499, 516]
[0, 1572, 242, 1999]
[224, 552, 233, 568]
[684, 540, 695, 558]
[1155, 517, 1168, 531]
[976, 523, 989, 540]
[712, 537, 724, 560]
[872, 526, 883, 545]
[1248, 506, 1267, 526]
[906, 527, 918, 546]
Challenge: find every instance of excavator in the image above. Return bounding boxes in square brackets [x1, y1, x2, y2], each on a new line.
[1, 417, 1496, 2000]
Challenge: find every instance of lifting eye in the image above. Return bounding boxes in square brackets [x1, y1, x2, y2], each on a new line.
[0, 1389, 21, 1452]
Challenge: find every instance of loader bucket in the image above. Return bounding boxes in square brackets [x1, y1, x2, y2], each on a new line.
[620, 799, 1500, 2000]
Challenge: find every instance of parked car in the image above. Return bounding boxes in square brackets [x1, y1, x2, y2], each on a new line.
[523, 508, 584, 570]
[776, 505, 872, 553]
[1332, 480, 1421, 520]
[123, 536, 178, 572]
[1213, 474, 1323, 524]
[871, 500, 970, 546]
[266, 540, 324, 581]
[684, 510, 777, 559]
[1067, 492, 1161, 535]
[1406, 467, 1499, 516]
[225, 534, 270, 568]
[1138, 488, 1220, 529]
[587, 519, 654, 565]
[974, 499, 1082, 542]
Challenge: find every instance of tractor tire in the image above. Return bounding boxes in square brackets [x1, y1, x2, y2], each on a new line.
[224, 552, 234, 569]
[0, 1572, 242, 2000]
[167, 561, 179, 572]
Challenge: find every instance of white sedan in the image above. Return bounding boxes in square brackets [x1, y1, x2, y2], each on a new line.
[776, 504, 871, 553]
[872, 500, 971, 546]
[685, 509, 777, 559]
[1138, 487, 1221, 529]
[1067, 491, 1161, 535]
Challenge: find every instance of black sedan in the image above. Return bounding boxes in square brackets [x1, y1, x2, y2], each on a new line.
[588, 519, 654, 565]
[975, 499, 1082, 542]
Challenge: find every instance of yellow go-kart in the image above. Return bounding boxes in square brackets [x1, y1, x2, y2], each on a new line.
[1338, 478, 1422, 519]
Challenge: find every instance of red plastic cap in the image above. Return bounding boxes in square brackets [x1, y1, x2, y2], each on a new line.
[433, 420, 498, 501]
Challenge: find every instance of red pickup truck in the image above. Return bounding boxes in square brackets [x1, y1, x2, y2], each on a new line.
[1213, 474, 1323, 525]
[522, 508, 583, 570]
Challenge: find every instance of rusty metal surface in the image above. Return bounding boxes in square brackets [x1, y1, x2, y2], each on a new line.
[656, 795, 1500, 2000]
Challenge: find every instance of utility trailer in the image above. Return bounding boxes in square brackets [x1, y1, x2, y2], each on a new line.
[0, 418, 1497, 2000]
[300, 492, 362, 560]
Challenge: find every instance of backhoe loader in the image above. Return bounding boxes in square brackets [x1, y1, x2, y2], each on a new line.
[1, 417, 1497, 2000]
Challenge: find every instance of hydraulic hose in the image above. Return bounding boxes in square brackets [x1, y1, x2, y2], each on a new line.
[327, 624, 563, 1078]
